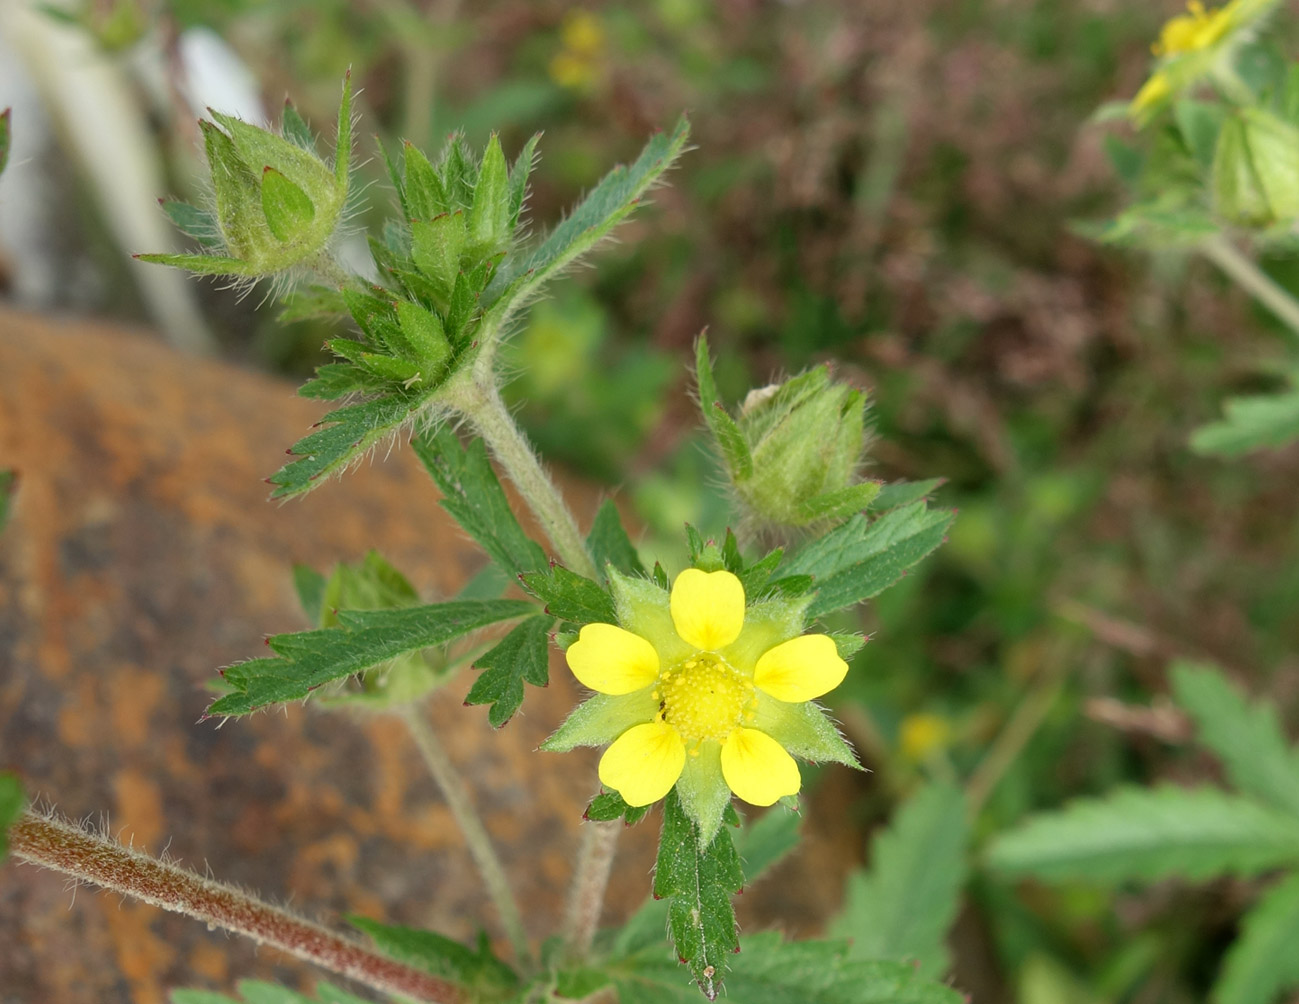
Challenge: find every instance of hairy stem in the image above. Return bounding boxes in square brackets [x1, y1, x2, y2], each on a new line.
[9, 811, 465, 1004]
[1201, 237, 1299, 346]
[450, 376, 597, 579]
[398, 703, 530, 962]
[561, 818, 620, 960]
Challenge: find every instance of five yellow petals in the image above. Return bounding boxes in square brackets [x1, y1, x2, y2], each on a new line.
[568, 567, 852, 807]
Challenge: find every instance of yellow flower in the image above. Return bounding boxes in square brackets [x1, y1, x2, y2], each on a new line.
[1152, 0, 1235, 56]
[544, 567, 859, 838]
[899, 712, 953, 763]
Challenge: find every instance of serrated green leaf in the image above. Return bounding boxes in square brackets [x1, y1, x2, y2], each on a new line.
[520, 565, 616, 625]
[829, 782, 968, 979]
[466, 614, 553, 727]
[411, 427, 547, 577]
[160, 200, 223, 250]
[986, 786, 1299, 883]
[735, 548, 783, 598]
[733, 807, 801, 885]
[612, 931, 964, 1004]
[299, 364, 384, 400]
[481, 117, 690, 333]
[1213, 871, 1299, 1004]
[260, 167, 315, 242]
[795, 482, 882, 524]
[652, 789, 744, 1000]
[1172, 662, 1299, 819]
[271, 392, 442, 499]
[349, 917, 518, 1000]
[872, 478, 944, 511]
[695, 335, 753, 481]
[0, 771, 25, 861]
[783, 502, 954, 617]
[208, 598, 534, 716]
[1190, 389, 1299, 456]
[585, 789, 651, 825]
[587, 500, 646, 582]
[0, 469, 17, 536]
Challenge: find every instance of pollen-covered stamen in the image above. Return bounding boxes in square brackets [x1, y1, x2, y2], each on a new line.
[658, 653, 755, 744]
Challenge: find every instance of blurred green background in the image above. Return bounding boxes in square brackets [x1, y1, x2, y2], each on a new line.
[4, 1, 1299, 1001]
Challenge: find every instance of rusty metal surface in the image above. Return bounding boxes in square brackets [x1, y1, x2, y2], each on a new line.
[0, 310, 849, 1003]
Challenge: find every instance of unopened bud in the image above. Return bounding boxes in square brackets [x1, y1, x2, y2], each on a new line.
[1213, 107, 1299, 228]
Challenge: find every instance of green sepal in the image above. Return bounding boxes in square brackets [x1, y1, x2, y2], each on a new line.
[653, 789, 744, 1000]
[358, 353, 423, 385]
[540, 689, 659, 751]
[333, 69, 353, 190]
[260, 166, 315, 243]
[402, 141, 450, 220]
[607, 568, 693, 666]
[393, 299, 452, 374]
[674, 742, 732, 848]
[752, 693, 861, 768]
[200, 117, 262, 258]
[466, 614, 553, 727]
[160, 200, 222, 249]
[133, 251, 261, 276]
[412, 212, 468, 301]
[830, 632, 866, 660]
[281, 100, 315, 152]
[468, 133, 510, 255]
[507, 133, 541, 227]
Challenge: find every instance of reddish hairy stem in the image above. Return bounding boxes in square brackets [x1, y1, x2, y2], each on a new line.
[9, 812, 465, 1004]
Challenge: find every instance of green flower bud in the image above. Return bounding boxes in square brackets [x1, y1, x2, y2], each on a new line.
[1213, 107, 1299, 229]
[137, 73, 353, 280]
[696, 335, 877, 532]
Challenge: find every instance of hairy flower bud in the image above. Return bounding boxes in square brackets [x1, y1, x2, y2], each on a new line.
[696, 335, 877, 532]
[1213, 107, 1299, 228]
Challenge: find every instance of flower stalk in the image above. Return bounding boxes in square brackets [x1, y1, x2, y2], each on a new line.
[561, 817, 620, 960]
[1200, 236, 1299, 345]
[8, 811, 466, 1004]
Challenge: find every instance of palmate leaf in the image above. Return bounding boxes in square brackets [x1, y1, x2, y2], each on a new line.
[986, 786, 1299, 884]
[829, 782, 968, 979]
[1172, 662, 1299, 819]
[465, 614, 553, 727]
[349, 916, 518, 1002]
[1213, 871, 1299, 1004]
[519, 565, 616, 625]
[171, 980, 370, 1004]
[411, 427, 548, 577]
[480, 117, 691, 334]
[612, 932, 964, 1004]
[1190, 388, 1299, 456]
[207, 598, 535, 716]
[269, 392, 445, 499]
[783, 502, 955, 617]
[652, 790, 744, 1000]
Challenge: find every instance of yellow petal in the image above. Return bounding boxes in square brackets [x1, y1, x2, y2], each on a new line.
[670, 568, 745, 651]
[753, 634, 848, 703]
[720, 728, 800, 806]
[598, 721, 686, 806]
[566, 623, 660, 695]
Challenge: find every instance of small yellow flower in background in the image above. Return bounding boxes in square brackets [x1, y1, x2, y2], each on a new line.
[899, 712, 953, 763]
[549, 10, 607, 92]
[544, 566, 860, 840]
[1152, 0, 1235, 56]
[1127, 0, 1280, 125]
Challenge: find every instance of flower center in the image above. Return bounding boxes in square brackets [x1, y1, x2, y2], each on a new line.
[656, 653, 754, 744]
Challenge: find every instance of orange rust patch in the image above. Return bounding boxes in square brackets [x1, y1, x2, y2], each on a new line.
[113, 767, 166, 849]
[100, 900, 175, 1004]
[109, 665, 167, 744]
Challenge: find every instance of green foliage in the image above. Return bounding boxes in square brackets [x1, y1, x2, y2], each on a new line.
[1214, 871, 1299, 1004]
[465, 614, 553, 727]
[0, 772, 24, 861]
[830, 782, 968, 979]
[986, 785, 1299, 883]
[586, 500, 646, 582]
[1171, 662, 1299, 817]
[170, 981, 370, 1004]
[585, 789, 651, 825]
[782, 502, 956, 617]
[412, 427, 548, 577]
[349, 917, 518, 1001]
[732, 806, 801, 884]
[519, 565, 616, 625]
[207, 598, 535, 717]
[611, 932, 965, 1004]
[0, 108, 10, 179]
[652, 790, 744, 1000]
[873, 478, 946, 512]
[1190, 386, 1299, 455]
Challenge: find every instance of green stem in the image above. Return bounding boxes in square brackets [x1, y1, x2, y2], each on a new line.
[449, 376, 597, 579]
[562, 818, 621, 960]
[398, 703, 531, 962]
[1201, 236, 1299, 346]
